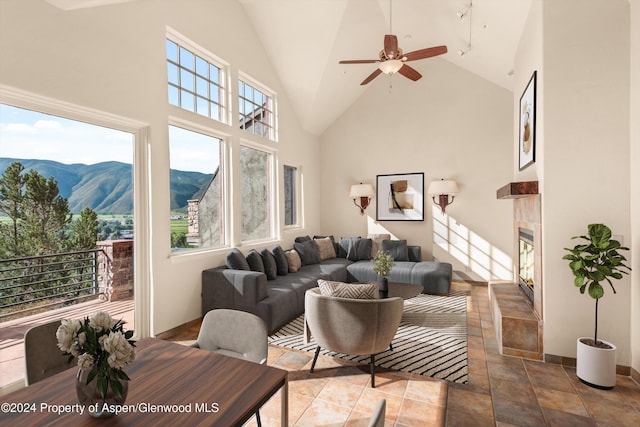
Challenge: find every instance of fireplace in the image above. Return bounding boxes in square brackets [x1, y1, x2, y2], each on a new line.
[518, 228, 535, 303]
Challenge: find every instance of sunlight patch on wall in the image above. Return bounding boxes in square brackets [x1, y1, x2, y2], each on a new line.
[432, 205, 512, 281]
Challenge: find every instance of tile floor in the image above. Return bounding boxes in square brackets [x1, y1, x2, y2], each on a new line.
[164, 282, 640, 426]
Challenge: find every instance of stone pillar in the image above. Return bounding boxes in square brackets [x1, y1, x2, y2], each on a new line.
[97, 240, 134, 301]
[187, 199, 199, 237]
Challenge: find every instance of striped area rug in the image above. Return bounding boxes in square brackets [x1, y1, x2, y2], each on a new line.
[268, 291, 468, 384]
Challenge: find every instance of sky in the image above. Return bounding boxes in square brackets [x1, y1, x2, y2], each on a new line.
[0, 104, 134, 165]
[0, 104, 219, 174]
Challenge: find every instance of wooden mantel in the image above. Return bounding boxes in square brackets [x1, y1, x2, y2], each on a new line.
[496, 181, 539, 199]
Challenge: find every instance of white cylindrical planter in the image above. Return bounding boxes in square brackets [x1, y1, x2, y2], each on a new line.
[576, 337, 616, 389]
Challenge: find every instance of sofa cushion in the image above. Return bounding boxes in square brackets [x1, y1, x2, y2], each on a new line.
[314, 235, 338, 253]
[368, 233, 391, 259]
[344, 238, 372, 262]
[295, 235, 312, 243]
[314, 237, 337, 260]
[260, 249, 277, 280]
[285, 249, 302, 272]
[272, 245, 289, 276]
[382, 239, 409, 261]
[317, 279, 377, 299]
[226, 248, 250, 270]
[294, 240, 321, 265]
[246, 249, 265, 273]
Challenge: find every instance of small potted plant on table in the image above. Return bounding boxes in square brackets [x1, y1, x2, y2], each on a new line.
[373, 250, 394, 293]
[563, 223, 631, 389]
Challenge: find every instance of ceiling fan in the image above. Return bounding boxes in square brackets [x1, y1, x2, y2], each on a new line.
[339, 0, 447, 85]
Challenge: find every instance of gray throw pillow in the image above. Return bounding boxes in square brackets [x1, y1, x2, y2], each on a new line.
[246, 249, 265, 273]
[226, 248, 250, 270]
[294, 239, 321, 265]
[294, 235, 312, 243]
[338, 236, 361, 258]
[345, 238, 372, 261]
[260, 249, 277, 280]
[382, 239, 409, 261]
[272, 245, 289, 276]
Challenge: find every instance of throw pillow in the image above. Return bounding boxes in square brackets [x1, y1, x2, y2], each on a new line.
[272, 245, 289, 276]
[226, 248, 250, 270]
[317, 279, 378, 299]
[368, 233, 391, 259]
[294, 235, 312, 243]
[347, 238, 372, 262]
[285, 249, 302, 273]
[382, 239, 409, 261]
[294, 239, 321, 265]
[260, 249, 277, 280]
[338, 236, 361, 259]
[314, 235, 338, 253]
[314, 237, 337, 261]
[246, 249, 265, 273]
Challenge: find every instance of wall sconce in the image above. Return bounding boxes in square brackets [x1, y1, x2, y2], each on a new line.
[427, 179, 459, 215]
[349, 183, 374, 215]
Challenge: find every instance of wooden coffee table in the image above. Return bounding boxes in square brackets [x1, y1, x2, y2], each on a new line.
[378, 282, 423, 300]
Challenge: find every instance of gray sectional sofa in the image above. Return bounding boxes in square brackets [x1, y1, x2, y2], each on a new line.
[201, 236, 452, 333]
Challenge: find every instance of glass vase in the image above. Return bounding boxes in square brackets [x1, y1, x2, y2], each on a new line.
[76, 368, 129, 418]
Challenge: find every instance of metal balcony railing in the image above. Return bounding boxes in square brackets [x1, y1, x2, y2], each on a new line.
[0, 249, 105, 321]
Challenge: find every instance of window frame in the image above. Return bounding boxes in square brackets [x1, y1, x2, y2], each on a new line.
[168, 117, 229, 254]
[283, 164, 301, 229]
[166, 28, 230, 125]
[237, 72, 277, 142]
[238, 140, 276, 244]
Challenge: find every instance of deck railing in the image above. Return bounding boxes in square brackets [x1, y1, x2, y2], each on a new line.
[0, 249, 104, 321]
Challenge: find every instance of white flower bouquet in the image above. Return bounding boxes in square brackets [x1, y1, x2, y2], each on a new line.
[56, 311, 135, 398]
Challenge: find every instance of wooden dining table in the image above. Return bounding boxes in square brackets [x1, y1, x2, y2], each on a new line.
[1, 338, 288, 426]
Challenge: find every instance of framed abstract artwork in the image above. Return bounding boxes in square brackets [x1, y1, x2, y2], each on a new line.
[519, 71, 536, 170]
[376, 173, 424, 221]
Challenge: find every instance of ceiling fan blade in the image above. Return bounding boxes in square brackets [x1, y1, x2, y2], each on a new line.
[360, 68, 383, 85]
[384, 34, 399, 59]
[339, 59, 379, 64]
[402, 45, 448, 61]
[398, 64, 422, 81]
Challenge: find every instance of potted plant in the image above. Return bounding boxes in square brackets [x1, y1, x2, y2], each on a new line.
[373, 250, 394, 292]
[563, 223, 631, 389]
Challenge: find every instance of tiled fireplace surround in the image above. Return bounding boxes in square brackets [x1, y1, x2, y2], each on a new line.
[490, 182, 543, 360]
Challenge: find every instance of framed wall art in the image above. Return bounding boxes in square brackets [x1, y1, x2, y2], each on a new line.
[519, 71, 536, 170]
[376, 172, 424, 221]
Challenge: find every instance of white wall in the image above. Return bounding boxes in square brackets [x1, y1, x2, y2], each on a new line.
[0, 0, 322, 335]
[630, 0, 640, 377]
[514, 0, 632, 364]
[319, 58, 513, 281]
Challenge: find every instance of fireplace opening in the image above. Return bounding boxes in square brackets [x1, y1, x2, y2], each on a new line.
[518, 228, 535, 303]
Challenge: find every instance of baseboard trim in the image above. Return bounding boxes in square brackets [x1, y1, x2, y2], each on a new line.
[545, 353, 631, 376]
[632, 367, 640, 385]
[155, 318, 201, 340]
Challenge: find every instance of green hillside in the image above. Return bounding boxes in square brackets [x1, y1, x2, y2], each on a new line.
[0, 158, 213, 214]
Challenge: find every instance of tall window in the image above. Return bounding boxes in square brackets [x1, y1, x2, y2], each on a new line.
[238, 80, 275, 140]
[166, 38, 227, 123]
[240, 146, 272, 241]
[169, 125, 224, 251]
[283, 165, 297, 227]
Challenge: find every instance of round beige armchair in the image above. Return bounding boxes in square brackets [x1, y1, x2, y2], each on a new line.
[304, 288, 403, 387]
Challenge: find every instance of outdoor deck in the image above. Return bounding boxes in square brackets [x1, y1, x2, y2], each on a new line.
[0, 297, 134, 393]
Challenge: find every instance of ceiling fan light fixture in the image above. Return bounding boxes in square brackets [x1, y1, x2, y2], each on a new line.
[378, 59, 403, 75]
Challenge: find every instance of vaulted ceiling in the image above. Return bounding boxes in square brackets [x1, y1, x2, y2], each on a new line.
[45, 0, 533, 135]
[238, 0, 532, 135]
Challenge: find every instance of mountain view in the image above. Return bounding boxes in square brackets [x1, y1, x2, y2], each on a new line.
[0, 158, 213, 214]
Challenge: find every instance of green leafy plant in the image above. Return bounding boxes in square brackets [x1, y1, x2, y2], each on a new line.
[373, 250, 394, 279]
[562, 223, 631, 346]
